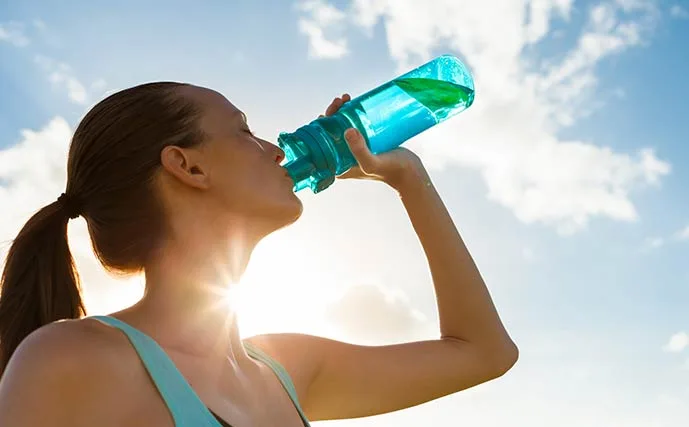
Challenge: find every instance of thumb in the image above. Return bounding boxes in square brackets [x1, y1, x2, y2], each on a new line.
[344, 128, 377, 172]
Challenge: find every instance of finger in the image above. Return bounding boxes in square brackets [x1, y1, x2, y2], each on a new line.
[336, 166, 361, 180]
[324, 98, 337, 116]
[325, 97, 343, 116]
[342, 93, 351, 103]
[344, 128, 377, 173]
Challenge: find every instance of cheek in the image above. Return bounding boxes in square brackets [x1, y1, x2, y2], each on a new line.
[212, 143, 254, 179]
[215, 153, 267, 198]
[208, 143, 287, 206]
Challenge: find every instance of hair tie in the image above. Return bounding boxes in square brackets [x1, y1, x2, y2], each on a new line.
[57, 193, 82, 220]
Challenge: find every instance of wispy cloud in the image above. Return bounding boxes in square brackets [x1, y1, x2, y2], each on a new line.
[663, 331, 689, 353]
[522, 247, 538, 262]
[670, 4, 689, 19]
[644, 237, 665, 249]
[32, 19, 47, 31]
[342, 0, 669, 234]
[640, 224, 689, 250]
[0, 21, 30, 47]
[297, 0, 349, 59]
[676, 225, 689, 240]
[34, 55, 90, 105]
[538, 1, 658, 125]
[325, 283, 431, 344]
[1, 20, 101, 105]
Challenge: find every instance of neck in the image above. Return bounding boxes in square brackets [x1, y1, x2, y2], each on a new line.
[123, 219, 263, 363]
[136, 275, 241, 358]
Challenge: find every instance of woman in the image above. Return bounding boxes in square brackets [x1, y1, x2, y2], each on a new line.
[0, 82, 517, 426]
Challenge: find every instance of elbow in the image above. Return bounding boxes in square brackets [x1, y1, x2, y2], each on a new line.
[491, 340, 519, 377]
[442, 334, 519, 379]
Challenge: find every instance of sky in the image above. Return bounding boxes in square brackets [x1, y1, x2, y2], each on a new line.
[1, 0, 689, 425]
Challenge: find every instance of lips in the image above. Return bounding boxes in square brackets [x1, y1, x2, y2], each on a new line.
[280, 167, 293, 184]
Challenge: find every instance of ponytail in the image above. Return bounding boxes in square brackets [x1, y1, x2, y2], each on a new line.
[0, 82, 205, 374]
[0, 199, 85, 373]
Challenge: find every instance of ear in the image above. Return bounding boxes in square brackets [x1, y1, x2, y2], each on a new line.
[160, 145, 211, 190]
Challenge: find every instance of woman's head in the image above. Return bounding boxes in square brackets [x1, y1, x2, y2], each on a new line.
[0, 82, 302, 371]
[154, 85, 302, 239]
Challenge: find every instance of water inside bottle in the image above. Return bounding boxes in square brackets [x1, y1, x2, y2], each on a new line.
[339, 77, 475, 155]
[280, 74, 476, 192]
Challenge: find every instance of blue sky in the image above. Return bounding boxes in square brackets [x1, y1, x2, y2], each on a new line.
[2, 0, 689, 426]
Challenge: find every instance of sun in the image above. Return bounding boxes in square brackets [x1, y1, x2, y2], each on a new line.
[230, 234, 341, 339]
[85, 230, 341, 339]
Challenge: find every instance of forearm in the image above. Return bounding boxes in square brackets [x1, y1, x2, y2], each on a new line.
[392, 166, 516, 353]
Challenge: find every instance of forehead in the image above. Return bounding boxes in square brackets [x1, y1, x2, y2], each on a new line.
[181, 85, 245, 132]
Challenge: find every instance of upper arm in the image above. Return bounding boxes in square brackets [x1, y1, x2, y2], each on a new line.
[247, 334, 518, 421]
[0, 321, 111, 426]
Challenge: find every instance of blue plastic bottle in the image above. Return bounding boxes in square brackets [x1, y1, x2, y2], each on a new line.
[279, 54, 475, 193]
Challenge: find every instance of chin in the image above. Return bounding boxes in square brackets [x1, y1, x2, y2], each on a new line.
[281, 195, 304, 225]
[265, 193, 303, 231]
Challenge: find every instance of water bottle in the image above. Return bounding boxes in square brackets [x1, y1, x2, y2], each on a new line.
[278, 54, 475, 193]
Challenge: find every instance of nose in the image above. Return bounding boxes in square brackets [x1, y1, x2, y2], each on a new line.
[272, 144, 286, 164]
[259, 138, 285, 164]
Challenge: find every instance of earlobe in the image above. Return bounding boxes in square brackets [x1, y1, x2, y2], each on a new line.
[160, 146, 211, 190]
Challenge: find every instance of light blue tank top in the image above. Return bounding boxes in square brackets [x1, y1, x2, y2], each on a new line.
[90, 315, 310, 427]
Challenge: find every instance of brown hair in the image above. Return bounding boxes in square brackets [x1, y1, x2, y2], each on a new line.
[0, 82, 205, 372]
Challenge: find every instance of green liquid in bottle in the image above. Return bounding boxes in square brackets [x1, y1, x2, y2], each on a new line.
[394, 77, 475, 121]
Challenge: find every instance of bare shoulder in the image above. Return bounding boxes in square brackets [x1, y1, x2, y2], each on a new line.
[0, 318, 135, 426]
[244, 333, 332, 398]
[4, 317, 125, 377]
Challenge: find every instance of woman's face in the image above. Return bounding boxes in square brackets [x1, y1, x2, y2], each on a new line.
[183, 85, 303, 231]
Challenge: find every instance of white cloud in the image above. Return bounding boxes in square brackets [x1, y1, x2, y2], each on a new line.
[524, 0, 574, 43]
[539, 2, 650, 124]
[297, 0, 349, 59]
[345, 0, 669, 234]
[614, 0, 658, 12]
[32, 19, 47, 31]
[663, 331, 689, 353]
[670, 4, 689, 18]
[34, 55, 90, 105]
[0, 117, 74, 270]
[645, 237, 664, 249]
[0, 21, 30, 47]
[325, 283, 431, 344]
[677, 225, 689, 240]
[641, 225, 689, 249]
[0, 117, 71, 199]
[0, 118, 142, 314]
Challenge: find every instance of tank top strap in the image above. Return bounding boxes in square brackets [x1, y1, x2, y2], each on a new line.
[243, 341, 311, 426]
[89, 315, 222, 427]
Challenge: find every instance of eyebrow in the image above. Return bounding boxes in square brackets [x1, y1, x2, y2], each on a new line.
[236, 111, 247, 123]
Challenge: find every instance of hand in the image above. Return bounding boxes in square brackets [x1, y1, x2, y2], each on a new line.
[321, 94, 427, 190]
